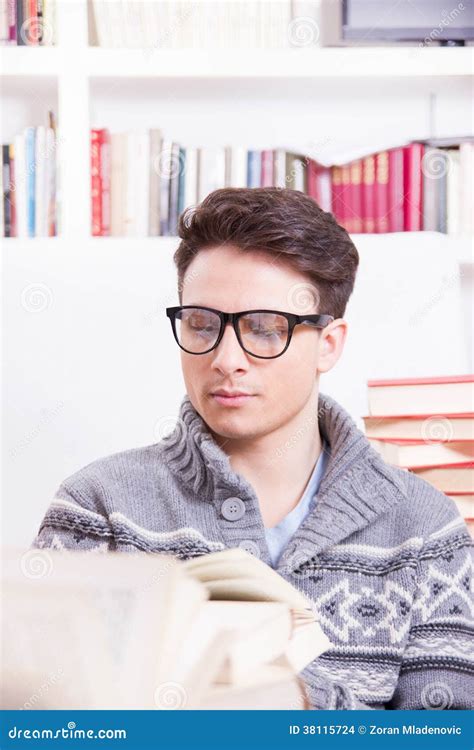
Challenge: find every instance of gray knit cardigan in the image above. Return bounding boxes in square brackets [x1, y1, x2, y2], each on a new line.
[32, 392, 474, 710]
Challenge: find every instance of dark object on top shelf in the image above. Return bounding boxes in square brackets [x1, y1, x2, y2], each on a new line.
[342, 0, 474, 44]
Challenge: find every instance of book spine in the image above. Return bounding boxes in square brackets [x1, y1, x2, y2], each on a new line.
[403, 143, 424, 231]
[13, 133, 26, 236]
[148, 129, 162, 236]
[349, 159, 363, 233]
[374, 151, 389, 233]
[7, 0, 16, 43]
[247, 150, 261, 188]
[330, 165, 343, 225]
[168, 141, 180, 236]
[26, 0, 38, 44]
[16, 0, 24, 45]
[8, 142, 17, 235]
[177, 146, 186, 218]
[437, 152, 448, 234]
[260, 149, 274, 187]
[361, 155, 375, 233]
[159, 140, 172, 236]
[293, 155, 306, 193]
[90, 129, 103, 236]
[37, 0, 43, 44]
[45, 126, 56, 236]
[100, 129, 111, 236]
[340, 164, 351, 232]
[307, 160, 317, 201]
[273, 149, 286, 189]
[1, 0, 9, 42]
[34, 125, 46, 236]
[388, 147, 404, 232]
[25, 126, 36, 236]
[317, 166, 332, 212]
[44, 0, 56, 45]
[2, 144, 11, 237]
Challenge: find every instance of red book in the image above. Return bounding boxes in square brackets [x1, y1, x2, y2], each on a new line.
[361, 154, 375, 233]
[90, 128, 111, 237]
[403, 142, 424, 231]
[349, 159, 363, 233]
[340, 164, 351, 232]
[368, 375, 474, 387]
[8, 0, 17, 43]
[410, 460, 474, 470]
[307, 160, 331, 211]
[260, 150, 274, 187]
[27, 0, 38, 45]
[330, 166, 345, 226]
[374, 151, 389, 233]
[100, 130, 111, 235]
[388, 147, 404, 232]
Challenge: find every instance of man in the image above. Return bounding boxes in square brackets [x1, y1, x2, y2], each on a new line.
[32, 188, 473, 710]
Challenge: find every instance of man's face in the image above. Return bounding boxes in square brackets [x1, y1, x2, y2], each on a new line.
[180, 244, 329, 444]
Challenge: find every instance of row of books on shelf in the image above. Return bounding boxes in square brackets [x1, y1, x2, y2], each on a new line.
[2, 123, 472, 239]
[0, 0, 55, 45]
[90, 128, 474, 238]
[2, 545, 329, 709]
[363, 374, 474, 537]
[1, 114, 58, 238]
[89, 0, 327, 50]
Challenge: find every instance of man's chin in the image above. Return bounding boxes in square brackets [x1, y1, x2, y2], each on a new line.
[202, 404, 261, 442]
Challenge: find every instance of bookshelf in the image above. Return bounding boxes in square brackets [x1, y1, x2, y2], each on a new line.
[0, 0, 473, 241]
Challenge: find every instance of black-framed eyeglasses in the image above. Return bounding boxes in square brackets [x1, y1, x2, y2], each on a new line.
[166, 306, 334, 360]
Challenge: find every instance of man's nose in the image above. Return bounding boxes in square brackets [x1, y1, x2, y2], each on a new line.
[211, 323, 249, 373]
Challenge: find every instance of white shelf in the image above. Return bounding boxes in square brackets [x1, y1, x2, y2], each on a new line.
[1, 45, 473, 79]
[0, 46, 59, 77]
[2, 233, 473, 264]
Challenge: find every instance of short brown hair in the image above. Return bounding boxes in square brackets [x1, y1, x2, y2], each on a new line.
[174, 187, 359, 318]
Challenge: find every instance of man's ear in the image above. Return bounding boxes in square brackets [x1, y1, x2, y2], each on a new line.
[317, 319, 348, 374]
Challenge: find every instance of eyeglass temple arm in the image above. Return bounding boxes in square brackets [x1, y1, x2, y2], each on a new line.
[300, 315, 334, 328]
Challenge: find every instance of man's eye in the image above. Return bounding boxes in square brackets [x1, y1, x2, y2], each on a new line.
[187, 320, 217, 334]
[251, 328, 283, 339]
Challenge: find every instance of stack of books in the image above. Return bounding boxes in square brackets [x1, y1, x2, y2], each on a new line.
[0, 0, 56, 46]
[90, 0, 305, 50]
[1, 547, 330, 709]
[1, 112, 58, 238]
[364, 375, 474, 537]
[89, 128, 474, 238]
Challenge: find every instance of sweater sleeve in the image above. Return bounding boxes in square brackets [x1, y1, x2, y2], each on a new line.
[30, 477, 114, 552]
[300, 517, 474, 710]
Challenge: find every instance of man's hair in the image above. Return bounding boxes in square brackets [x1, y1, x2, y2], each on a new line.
[174, 187, 359, 318]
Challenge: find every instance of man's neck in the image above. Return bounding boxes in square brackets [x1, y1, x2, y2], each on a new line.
[212, 389, 323, 528]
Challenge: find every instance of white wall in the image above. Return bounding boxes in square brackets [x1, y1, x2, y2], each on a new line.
[2, 232, 471, 547]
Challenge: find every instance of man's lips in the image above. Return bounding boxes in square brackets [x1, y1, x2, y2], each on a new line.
[209, 390, 256, 406]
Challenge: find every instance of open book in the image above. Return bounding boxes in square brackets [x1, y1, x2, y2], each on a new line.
[0, 547, 331, 710]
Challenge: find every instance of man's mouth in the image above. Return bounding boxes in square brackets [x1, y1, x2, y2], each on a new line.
[210, 390, 256, 407]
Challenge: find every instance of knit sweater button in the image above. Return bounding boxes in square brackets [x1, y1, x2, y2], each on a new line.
[239, 540, 260, 557]
[221, 497, 245, 521]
